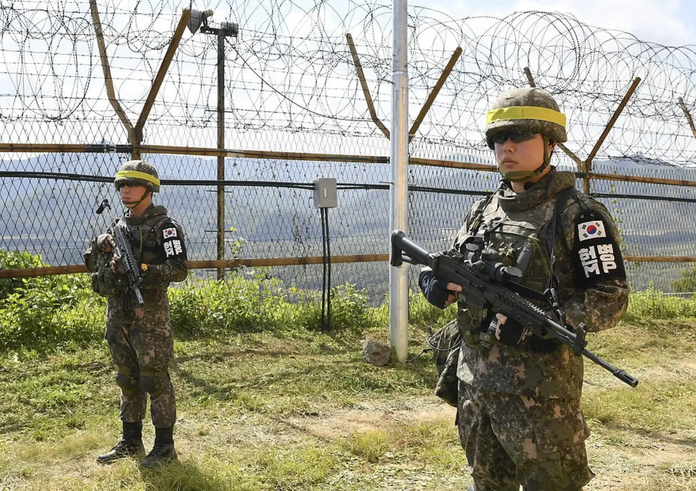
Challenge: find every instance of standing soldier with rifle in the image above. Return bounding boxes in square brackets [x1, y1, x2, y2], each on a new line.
[417, 88, 629, 490]
[84, 160, 188, 467]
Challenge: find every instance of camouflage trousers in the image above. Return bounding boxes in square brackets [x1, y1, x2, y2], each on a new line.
[105, 290, 176, 428]
[457, 381, 594, 491]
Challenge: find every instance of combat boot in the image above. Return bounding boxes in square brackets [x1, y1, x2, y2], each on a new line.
[140, 426, 177, 468]
[96, 421, 145, 464]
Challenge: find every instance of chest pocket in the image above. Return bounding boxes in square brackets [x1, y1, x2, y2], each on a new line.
[477, 216, 553, 303]
[129, 219, 168, 265]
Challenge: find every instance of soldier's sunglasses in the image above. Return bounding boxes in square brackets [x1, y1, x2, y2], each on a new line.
[491, 130, 537, 145]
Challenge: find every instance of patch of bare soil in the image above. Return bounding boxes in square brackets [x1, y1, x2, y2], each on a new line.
[587, 431, 696, 490]
[286, 398, 456, 439]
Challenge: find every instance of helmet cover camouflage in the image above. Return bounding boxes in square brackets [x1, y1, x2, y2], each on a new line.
[485, 88, 567, 149]
[114, 160, 160, 193]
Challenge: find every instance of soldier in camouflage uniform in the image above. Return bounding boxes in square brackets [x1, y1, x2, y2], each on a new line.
[84, 160, 188, 468]
[419, 88, 629, 490]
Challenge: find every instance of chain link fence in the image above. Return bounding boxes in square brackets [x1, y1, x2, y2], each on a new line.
[1, 1, 696, 301]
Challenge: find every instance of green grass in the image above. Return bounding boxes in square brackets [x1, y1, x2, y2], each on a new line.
[1, 268, 695, 490]
[2, 316, 696, 490]
[624, 288, 696, 321]
[0, 331, 468, 491]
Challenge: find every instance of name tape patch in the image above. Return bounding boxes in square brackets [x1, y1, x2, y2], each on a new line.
[578, 243, 619, 278]
[164, 239, 184, 258]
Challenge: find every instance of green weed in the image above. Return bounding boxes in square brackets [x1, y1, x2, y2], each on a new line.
[2, 250, 696, 490]
[624, 288, 696, 321]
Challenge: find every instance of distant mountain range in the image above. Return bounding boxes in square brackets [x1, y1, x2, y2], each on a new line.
[1, 152, 695, 294]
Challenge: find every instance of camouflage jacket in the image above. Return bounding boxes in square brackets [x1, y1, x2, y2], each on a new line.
[84, 204, 188, 295]
[454, 169, 629, 399]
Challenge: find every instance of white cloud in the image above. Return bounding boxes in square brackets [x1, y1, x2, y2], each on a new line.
[516, 0, 690, 46]
[424, 0, 695, 47]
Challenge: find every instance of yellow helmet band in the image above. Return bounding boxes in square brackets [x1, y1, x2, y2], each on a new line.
[115, 170, 160, 186]
[486, 106, 566, 128]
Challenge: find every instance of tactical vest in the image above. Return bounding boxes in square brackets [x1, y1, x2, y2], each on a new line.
[116, 208, 178, 292]
[119, 215, 170, 268]
[453, 194, 556, 348]
[454, 176, 585, 399]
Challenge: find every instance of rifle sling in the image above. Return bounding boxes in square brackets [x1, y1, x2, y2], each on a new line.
[547, 186, 575, 288]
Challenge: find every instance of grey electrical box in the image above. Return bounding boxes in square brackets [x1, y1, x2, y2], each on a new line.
[313, 178, 337, 208]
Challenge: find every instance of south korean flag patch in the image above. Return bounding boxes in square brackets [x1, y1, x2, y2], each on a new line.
[162, 225, 185, 259]
[572, 211, 626, 286]
[578, 220, 606, 241]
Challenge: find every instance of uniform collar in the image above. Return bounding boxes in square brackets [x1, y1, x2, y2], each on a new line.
[497, 169, 576, 212]
[123, 204, 168, 225]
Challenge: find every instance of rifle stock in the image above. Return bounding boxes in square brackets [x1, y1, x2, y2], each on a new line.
[391, 229, 638, 388]
[112, 225, 145, 305]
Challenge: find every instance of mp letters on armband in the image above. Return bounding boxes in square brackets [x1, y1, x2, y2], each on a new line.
[572, 211, 626, 286]
[162, 227, 184, 258]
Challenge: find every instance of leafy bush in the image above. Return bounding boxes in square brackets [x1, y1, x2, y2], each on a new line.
[0, 250, 102, 352]
[0, 254, 382, 352]
[328, 283, 375, 332]
[0, 294, 106, 352]
[672, 266, 696, 293]
[624, 287, 696, 321]
[169, 271, 378, 337]
[284, 282, 376, 333]
[367, 290, 456, 334]
[170, 271, 284, 337]
[9, 246, 696, 354]
[0, 249, 47, 299]
[0, 249, 91, 302]
[407, 291, 457, 329]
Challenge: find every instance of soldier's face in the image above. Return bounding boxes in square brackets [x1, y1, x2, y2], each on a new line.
[119, 184, 149, 208]
[494, 133, 551, 175]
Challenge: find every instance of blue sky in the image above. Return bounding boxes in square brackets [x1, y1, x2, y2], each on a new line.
[193, 0, 695, 47]
[425, 0, 696, 46]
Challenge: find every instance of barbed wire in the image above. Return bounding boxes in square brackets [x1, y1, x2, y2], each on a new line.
[3, 1, 696, 298]
[2, 1, 696, 165]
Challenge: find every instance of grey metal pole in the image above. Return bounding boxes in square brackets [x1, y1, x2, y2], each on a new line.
[191, 13, 237, 280]
[389, 0, 409, 362]
[217, 30, 226, 280]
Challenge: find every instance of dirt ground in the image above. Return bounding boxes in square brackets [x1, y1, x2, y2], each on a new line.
[288, 396, 696, 491]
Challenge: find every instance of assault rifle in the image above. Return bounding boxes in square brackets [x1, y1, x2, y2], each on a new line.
[390, 230, 638, 388]
[112, 225, 144, 305]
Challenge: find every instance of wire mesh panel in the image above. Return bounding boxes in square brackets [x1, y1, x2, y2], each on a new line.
[1, 1, 696, 300]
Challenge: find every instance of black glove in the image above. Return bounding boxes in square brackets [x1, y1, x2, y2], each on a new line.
[418, 270, 454, 309]
[490, 315, 532, 345]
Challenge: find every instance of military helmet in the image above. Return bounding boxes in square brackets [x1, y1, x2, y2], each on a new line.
[485, 88, 567, 149]
[114, 160, 160, 193]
